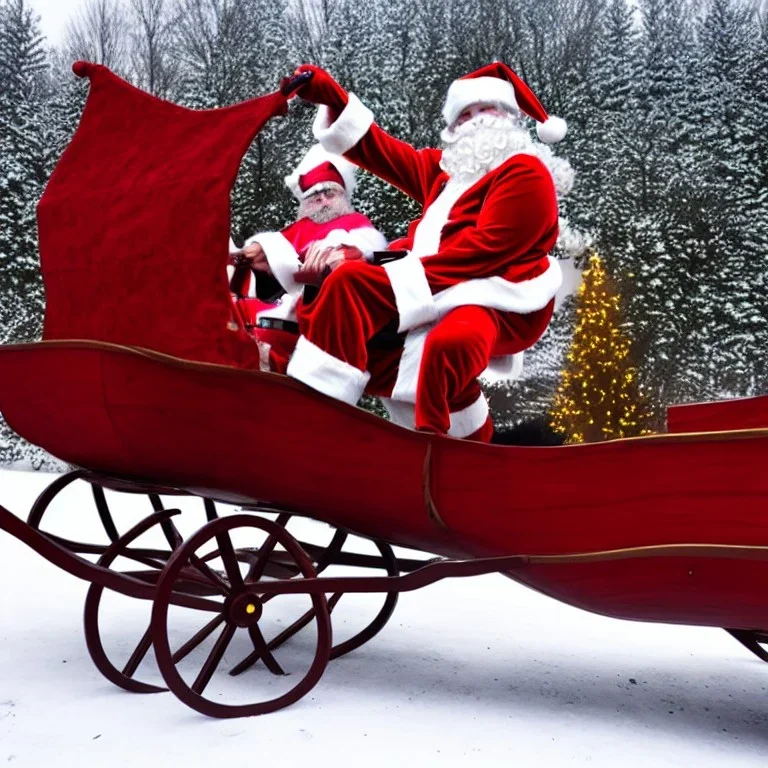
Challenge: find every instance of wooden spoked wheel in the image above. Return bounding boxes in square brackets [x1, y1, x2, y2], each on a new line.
[151, 515, 332, 718]
[28, 472, 218, 555]
[328, 539, 398, 660]
[83, 508, 224, 694]
[251, 513, 399, 659]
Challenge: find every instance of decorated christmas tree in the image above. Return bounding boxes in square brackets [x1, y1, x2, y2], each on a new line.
[550, 253, 655, 443]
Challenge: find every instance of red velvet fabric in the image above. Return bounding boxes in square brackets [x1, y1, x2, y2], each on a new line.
[294, 65, 559, 358]
[345, 128, 558, 301]
[296, 260, 545, 438]
[298, 162, 345, 194]
[38, 62, 287, 368]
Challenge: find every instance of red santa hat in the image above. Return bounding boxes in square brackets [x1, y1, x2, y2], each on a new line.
[284, 144, 357, 201]
[442, 62, 567, 144]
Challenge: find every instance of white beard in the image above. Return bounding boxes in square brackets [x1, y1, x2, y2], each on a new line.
[439, 113, 533, 184]
[439, 111, 582, 259]
[439, 113, 575, 197]
[298, 193, 355, 224]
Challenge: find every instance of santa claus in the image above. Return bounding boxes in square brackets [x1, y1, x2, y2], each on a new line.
[229, 143, 387, 370]
[284, 62, 568, 442]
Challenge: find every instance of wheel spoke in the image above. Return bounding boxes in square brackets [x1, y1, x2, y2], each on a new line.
[228, 650, 258, 677]
[91, 484, 121, 543]
[245, 534, 280, 583]
[248, 624, 285, 676]
[172, 614, 226, 664]
[203, 498, 218, 522]
[188, 553, 231, 594]
[313, 530, 348, 572]
[161, 518, 184, 550]
[229, 593, 341, 678]
[122, 626, 153, 678]
[214, 530, 243, 589]
[229, 617, 301, 677]
[191, 622, 236, 695]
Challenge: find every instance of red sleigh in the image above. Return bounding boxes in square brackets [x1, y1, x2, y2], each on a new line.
[1, 63, 767, 719]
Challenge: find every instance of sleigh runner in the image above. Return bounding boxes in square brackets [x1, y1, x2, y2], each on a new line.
[0, 63, 767, 718]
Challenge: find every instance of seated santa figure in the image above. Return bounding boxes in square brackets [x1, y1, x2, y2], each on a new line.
[283, 62, 570, 442]
[229, 144, 387, 370]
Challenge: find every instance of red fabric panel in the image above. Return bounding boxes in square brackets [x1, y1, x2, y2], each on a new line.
[432, 432, 768, 557]
[667, 395, 768, 433]
[38, 62, 287, 368]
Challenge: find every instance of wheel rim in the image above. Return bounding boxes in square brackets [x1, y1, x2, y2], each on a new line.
[27, 470, 86, 529]
[329, 540, 399, 660]
[83, 502, 223, 694]
[151, 514, 332, 718]
[83, 509, 180, 694]
[263, 516, 399, 659]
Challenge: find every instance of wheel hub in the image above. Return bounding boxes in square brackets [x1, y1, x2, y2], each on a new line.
[228, 592, 263, 627]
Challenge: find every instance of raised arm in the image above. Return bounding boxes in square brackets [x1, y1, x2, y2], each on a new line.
[293, 65, 443, 206]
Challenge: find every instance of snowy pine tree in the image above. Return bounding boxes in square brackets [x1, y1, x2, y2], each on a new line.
[0, 0, 68, 467]
[0, 0, 47, 345]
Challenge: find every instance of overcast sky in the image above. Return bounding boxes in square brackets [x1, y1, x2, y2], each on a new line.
[29, 0, 88, 46]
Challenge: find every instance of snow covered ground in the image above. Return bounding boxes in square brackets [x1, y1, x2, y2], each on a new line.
[1, 468, 767, 767]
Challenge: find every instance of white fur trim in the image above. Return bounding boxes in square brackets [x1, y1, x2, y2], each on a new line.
[443, 77, 518, 127]
[480, 352, 525, 384]
[299, 180, 346, 200]
[391, 325, 431, 404]
[383, 255, 439, 333]
[536, 116, 567, 144]
[242, 270, 255, 297]
[284, 144, 358, 201]
[410, 180, 473, 258]
[313, 94, 374, 156]
[312, 227, 388, 259]
[245, 231, 301, 294]
[433, 257, 563, 318]
[380, 397, 416, 429]
[256, 293, 299, 323]
[287, 335, 370, 406]
[448, 394, 490, 438]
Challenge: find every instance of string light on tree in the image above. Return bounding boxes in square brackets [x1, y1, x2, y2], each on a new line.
[550, 252, 654, 444]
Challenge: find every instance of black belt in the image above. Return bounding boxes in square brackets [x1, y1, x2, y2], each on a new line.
[256, 317, 300, 334]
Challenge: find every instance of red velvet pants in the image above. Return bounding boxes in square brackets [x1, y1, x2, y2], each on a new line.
[292, 261, 508, 440]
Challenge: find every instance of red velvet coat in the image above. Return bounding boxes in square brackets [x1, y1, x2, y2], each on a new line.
[311, 92, 562, 361]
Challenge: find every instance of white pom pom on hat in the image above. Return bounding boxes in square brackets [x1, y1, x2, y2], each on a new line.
[284, 144, 358, 200]
[536, 115, 568, 144]
[442, 62, 567, 144]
